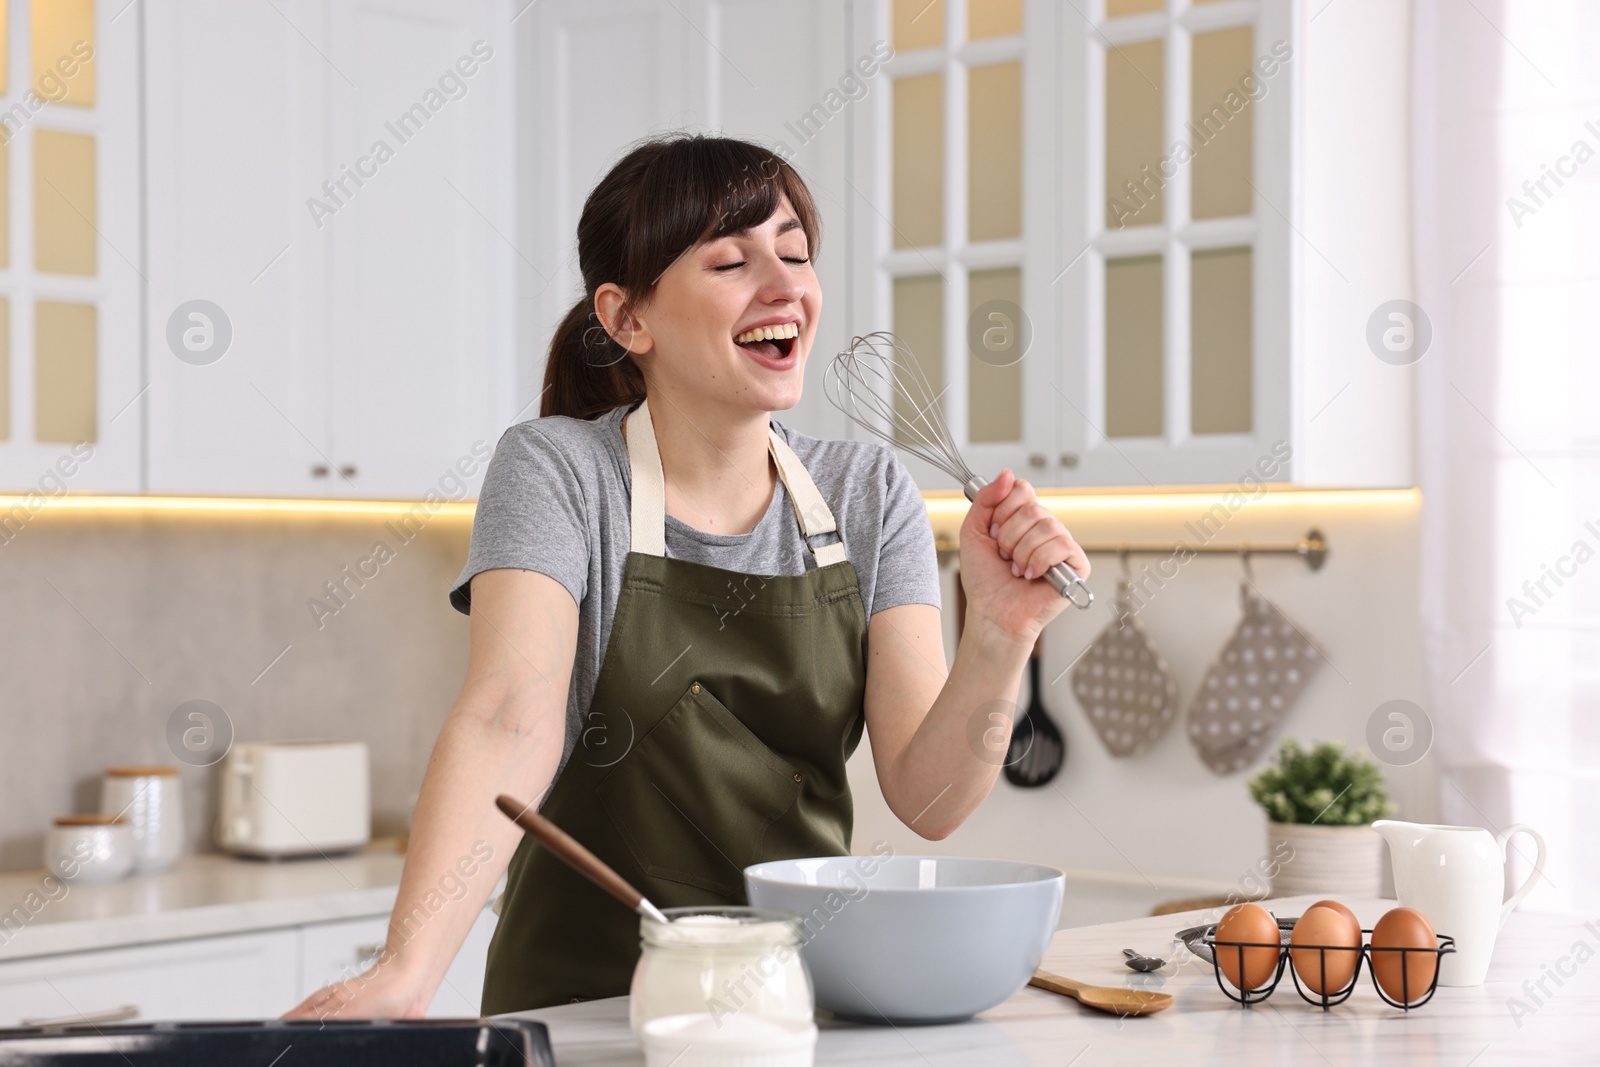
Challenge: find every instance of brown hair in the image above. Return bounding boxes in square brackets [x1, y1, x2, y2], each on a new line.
[540, 134, 822, 420]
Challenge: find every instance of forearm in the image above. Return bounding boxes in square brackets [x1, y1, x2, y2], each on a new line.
[883, 617, 1032, 839]
[372, 694, 562, 1009]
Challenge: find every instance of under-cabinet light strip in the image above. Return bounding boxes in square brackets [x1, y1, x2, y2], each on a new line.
[0, 487, 1418, 521]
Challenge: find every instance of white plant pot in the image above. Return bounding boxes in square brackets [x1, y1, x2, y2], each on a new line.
[1267, 822, 1385, 898]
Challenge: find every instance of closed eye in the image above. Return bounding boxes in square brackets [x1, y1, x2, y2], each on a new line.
[713, 257, 810, 271]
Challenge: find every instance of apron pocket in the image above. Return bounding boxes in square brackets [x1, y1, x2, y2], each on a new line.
[598, 681, 802, 898]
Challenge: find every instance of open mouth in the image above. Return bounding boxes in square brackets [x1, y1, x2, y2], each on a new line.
[734, 322, 799, 361]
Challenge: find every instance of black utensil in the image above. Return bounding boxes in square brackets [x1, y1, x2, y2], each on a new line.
[1005, 635, 1065, 787]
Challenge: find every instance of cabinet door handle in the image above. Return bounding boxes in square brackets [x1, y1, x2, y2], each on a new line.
[22, 1005, 140, 1027]
[1027, 453, 1047, 468]
[311, 464, 330, 478]
[339, 465, 358, 479]
[1058, 453, 1079, 468]
[355, 942, 387, 964]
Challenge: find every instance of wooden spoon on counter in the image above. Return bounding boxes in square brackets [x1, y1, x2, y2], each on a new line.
[1029, 969, 1174, 1016]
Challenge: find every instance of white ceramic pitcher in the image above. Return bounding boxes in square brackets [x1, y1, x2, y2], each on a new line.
[1372, 820, 1546, 986]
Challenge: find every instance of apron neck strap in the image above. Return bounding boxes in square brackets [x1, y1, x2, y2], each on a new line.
[625, 398, 847, 567]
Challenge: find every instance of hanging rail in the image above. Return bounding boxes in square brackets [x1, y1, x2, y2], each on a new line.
[935, 527, 1328, 572]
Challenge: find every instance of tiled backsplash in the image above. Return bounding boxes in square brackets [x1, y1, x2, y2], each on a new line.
[0, 508, 475, 871]
[1, 488, 1432, 889]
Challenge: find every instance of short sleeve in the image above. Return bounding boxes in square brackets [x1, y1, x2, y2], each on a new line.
[869, 448, 942, 615]
[449, 424, 590, 614]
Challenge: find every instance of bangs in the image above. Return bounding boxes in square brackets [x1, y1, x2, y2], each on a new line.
[625, 136, 820, 290]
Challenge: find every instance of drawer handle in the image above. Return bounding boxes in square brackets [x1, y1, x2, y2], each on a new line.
[23, 1005, 140, 1026]
[355, 943, 388, 964]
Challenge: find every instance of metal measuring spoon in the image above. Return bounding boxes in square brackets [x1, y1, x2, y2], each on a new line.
[1123, 948, 1168, 973]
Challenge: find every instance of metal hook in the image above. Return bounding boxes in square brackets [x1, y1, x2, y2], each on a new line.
[1119, 546, 1133, 582]
[1239, 547, 1255, 584]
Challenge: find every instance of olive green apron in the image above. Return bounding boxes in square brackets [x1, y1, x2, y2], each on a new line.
[480, 398, 870, 1013]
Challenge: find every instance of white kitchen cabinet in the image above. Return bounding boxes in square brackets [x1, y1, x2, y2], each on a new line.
[298, 905, 497, 1016]
[837, 0, 1408, 489]
[843, 0, 1299, 490]
[0, 0, 143, 495]
[0, 928, 299, 1027]
[143, 0, 519, 499]
[0, 904, 497, 1026]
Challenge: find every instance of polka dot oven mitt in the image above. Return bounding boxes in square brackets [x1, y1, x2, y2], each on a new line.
[1070, 579, 1180, 757]
[1187, 582, 1322, 775]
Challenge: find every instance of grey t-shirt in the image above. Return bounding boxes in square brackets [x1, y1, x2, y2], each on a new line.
[450, 402, 941, 776]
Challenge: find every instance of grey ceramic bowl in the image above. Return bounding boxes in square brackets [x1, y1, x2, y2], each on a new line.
[744, 855, 1065, 1024]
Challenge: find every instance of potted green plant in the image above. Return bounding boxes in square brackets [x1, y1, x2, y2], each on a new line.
[1247, 739, 1397, 897]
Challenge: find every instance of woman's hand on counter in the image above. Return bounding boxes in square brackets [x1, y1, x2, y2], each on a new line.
[281, 953, 430, 1020]
[958, 469, 1089, 646]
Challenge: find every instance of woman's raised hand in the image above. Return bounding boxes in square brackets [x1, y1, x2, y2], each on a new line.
[958, 469, 1090, 645]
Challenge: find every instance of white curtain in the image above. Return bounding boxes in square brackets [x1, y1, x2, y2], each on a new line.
[1413, 0, 1600, 915]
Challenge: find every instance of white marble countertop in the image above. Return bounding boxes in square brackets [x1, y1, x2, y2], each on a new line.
[507, 896, 1600, 1066]
[0, 841, 412, 962]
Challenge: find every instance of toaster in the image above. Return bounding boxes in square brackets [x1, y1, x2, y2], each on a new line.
[216, 741, 371, 857]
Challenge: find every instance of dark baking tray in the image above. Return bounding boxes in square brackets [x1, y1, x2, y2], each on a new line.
[0, 1018, 553, 1065]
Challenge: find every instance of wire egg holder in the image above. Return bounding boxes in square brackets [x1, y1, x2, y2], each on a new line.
[1199, 924, 1456, 1011]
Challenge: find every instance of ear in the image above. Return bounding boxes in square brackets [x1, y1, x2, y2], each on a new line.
[593, 283, 656, 356]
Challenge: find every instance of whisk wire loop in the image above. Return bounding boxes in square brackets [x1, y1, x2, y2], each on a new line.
[824, 331, 1094, 609]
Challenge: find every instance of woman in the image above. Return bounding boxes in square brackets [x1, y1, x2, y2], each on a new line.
[286, 133, 1088, 1017]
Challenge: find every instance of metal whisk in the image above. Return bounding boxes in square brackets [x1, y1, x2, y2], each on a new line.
[825, 331, 1094, 609]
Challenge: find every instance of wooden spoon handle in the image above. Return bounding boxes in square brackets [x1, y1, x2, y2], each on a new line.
[1029, 969, 1086, 998]
[495, 794, 647, 915]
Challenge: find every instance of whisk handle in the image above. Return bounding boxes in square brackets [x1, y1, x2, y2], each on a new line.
[963, 476, 1095, 609]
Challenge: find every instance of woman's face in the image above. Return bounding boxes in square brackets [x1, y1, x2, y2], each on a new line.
[609, 193, 820, 416]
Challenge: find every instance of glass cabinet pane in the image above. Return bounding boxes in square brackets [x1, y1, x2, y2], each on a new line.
[1105, 254, 1163, 437]
[35, 129, 97, 275]
[35, 300, 96, 443]
[893, 0, 943, 51]
[0, 298, 8, 441]
[893, 73, 945, 249]
[967, 267, 1022, 443]
[1105, 0, 1163, 18]
[892, 274, 944, 447]
[0, 138, 9, 269]
[1105, 39, 1164, 228]
[968, 0, 1021, 39]
[968, 62, 1021, 242]
[1190, 246, 1252, 434]
[32, 0, 95, 106]
[1191, 26, 1254, 220]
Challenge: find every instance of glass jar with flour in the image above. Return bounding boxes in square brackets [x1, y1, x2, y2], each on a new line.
[631, 906, 816, 1067]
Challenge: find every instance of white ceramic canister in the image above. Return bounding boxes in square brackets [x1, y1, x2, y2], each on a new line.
[630, 906, 816, 1066]
[101, 765, 184, 872]
[44, 815, 134, 883]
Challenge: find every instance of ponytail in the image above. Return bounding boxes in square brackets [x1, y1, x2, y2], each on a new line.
[537, 133, 822, 420]
[540, 298, 646, 420]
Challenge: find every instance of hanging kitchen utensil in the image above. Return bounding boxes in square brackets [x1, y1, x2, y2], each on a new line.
[1069, 553, 1179, 758]
[1005, 633, 1065, 788]
[1186, 554, 1323, 775]
[825, 332, 1093, 608]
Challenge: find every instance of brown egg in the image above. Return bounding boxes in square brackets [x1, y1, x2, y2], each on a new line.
[1307, 899, 1363, 942]
[1290, 906, 1362, 995]
[1370, 907, 1439, 1005]
[1214, 903, 1281, 991]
